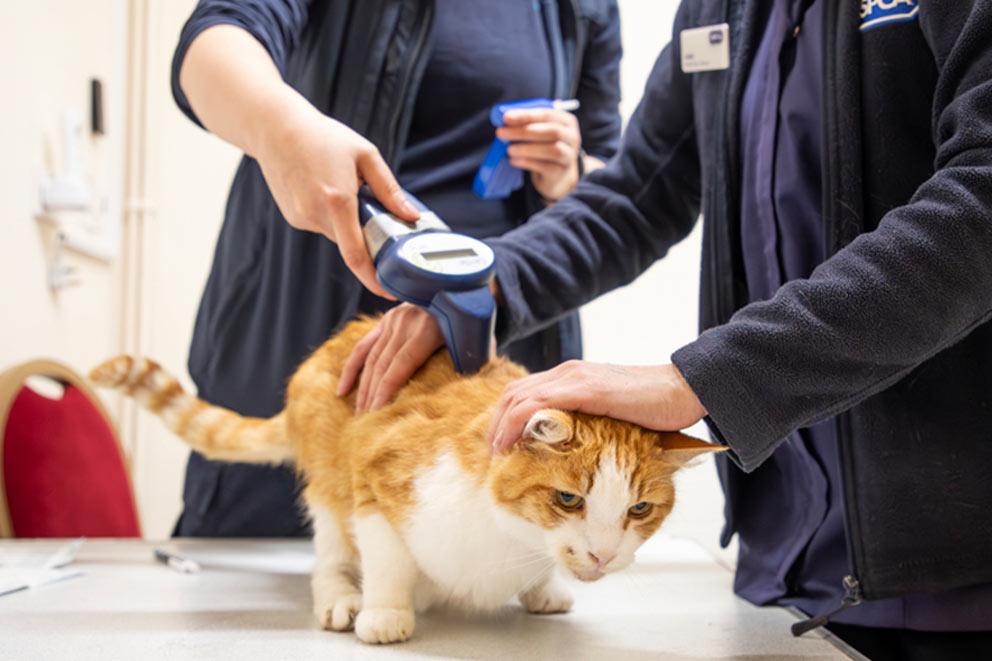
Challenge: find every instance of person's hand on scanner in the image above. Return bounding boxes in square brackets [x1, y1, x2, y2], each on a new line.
[180, 25, 419, 298]
[254, 110, 419, 298]
[497, 107, 603, 202]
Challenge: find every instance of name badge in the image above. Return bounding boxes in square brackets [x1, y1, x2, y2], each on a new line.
[680, 23, 730, 73]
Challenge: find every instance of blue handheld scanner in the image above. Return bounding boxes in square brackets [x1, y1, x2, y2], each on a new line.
[358, 187, 496, 374]
[473, 98, 580, 200]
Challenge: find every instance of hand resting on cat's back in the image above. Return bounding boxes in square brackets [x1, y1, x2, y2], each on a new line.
[89, 317, 722, 645]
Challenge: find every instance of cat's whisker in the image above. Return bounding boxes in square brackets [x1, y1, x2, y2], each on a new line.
[456, 556, 554, 590]
[504, 548, 548, 559]
[489, 548, 551, 570]
[494, 550, 550, 566]
[490, 554, 555, 573]
[516, 562, 556, 596]
[506, 556, 549, 566]
[620, 568, 651, 605]
[518, 558, 555, 578]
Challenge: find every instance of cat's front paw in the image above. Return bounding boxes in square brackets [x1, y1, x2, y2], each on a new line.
[314, 592, 362, 632]
[519, 578, 574, 615]
[354, 607, 415, 644]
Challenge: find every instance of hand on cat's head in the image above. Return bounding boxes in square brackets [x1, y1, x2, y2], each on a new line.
[488, 408, 720, 582]
[488, 360, 708, 453]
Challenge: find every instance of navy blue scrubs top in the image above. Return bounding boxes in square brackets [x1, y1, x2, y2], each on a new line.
[401, 0, 552, 238]
[357, 0, 558, 317]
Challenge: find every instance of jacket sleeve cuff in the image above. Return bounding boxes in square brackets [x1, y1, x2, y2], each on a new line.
[671, 332, 787, 473]
[488, 240, 529, 347]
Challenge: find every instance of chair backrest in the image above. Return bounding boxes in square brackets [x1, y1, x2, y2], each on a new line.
[0, 360, 140, 538]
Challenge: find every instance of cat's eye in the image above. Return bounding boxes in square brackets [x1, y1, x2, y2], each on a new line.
[554, 490, 584, 510]
[628, 502, 653, 518]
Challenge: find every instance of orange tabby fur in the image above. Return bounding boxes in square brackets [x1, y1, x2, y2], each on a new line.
[90, 317, 720, 643]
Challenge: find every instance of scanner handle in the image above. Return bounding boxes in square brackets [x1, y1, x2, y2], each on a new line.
[427, 286, 496, 374]
[357, 185, 430, 225]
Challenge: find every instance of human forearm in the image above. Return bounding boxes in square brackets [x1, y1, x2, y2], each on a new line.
[179, 24, 315, 158]
[174, 23, 418, 297]
[674, 166, 992, 471]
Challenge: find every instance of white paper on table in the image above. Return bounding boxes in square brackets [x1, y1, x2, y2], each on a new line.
[0, 567, 83, 597]
[0, 538, 85, 597]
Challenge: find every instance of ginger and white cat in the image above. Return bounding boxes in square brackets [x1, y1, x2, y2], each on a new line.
[90, 318, 719, 644]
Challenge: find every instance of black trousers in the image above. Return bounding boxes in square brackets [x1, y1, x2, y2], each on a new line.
[828, 623, 992, 660]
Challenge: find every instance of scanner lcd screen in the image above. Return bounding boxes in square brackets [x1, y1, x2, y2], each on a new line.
[421, 248, 478, 261]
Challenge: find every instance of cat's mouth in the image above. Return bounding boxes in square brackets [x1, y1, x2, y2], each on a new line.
[558, 547, 609, 582]
[571, 568, 605, 582]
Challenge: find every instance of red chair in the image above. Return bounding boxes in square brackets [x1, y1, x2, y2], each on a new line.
[0, 360, 140, 538]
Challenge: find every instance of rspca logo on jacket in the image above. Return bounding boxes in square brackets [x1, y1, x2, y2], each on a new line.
[860, 0, 919, 31]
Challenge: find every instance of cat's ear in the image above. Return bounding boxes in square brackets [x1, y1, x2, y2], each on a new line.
[522, 409, 574, 446]
[656, 432, 724, 468]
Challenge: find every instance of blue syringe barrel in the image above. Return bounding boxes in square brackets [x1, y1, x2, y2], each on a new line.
[474, 98, 580, 200]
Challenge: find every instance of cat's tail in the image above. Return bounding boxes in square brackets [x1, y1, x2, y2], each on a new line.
[89, 355, 293, 465]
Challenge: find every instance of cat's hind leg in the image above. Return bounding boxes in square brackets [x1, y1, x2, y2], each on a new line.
[310, 505, 362, 632]
[352, 511, 418, 644]
[519, 572, 574, 615]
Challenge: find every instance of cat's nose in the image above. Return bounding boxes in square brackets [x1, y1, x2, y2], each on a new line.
[588, 550, 616, 568]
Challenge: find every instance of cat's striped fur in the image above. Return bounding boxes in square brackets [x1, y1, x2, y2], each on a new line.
[90, 355, 290, 464]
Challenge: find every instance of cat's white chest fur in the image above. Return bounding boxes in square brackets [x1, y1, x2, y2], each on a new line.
[401, 452, 553, 611]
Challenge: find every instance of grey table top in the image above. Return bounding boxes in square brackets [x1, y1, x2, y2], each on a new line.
[0, 535, 853, 660]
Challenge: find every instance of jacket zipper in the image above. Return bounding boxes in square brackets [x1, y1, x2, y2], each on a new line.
[708, 0, 738, 327]
[565, 0, 583, 98]
[791, 574, 864, 636]
[539, 0, 569, 99]
[791, 1, 869, 637]
[712, 0, 759, 326]
[822, 0, 870, 612]
[385, 0, 435, 167]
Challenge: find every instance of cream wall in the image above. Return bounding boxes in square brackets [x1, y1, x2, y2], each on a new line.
[125, 0, 240, 537]
[0, 1, 127, 403]
[2, 0, 729, 557]
[0, 0, 236, 537]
